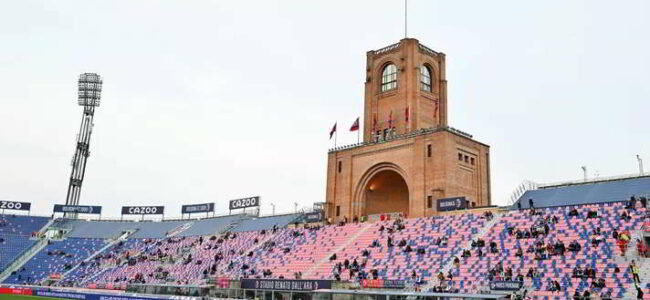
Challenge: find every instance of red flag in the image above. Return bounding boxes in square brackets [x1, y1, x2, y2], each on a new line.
[329, 122, 337, 139]
[405, 106, 409, 123]
[388, 111, 393, 128]
[350, 117, 359, 131]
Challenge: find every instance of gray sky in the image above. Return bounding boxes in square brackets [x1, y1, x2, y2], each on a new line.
[1, 0, 648, 218]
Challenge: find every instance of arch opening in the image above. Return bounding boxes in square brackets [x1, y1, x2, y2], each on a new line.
[363, 170, 409, 216]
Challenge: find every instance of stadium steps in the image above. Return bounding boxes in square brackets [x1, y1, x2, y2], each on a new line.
[38, 218, 55, 234]
[302, 223, 372, 278]
[622, 257, 650, 299]
[0, 238, 48, 282]
[422, 212, 503, 291]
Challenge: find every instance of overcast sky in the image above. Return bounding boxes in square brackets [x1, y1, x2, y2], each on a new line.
[1, 0, 648, 218]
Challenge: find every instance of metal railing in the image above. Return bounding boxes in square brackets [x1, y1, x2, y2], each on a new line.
[373, 42, 401, 55]
[539, 172, 650, 189]
[328, 125, 474, 153]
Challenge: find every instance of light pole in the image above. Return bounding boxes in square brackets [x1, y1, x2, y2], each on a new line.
[64, 73, 103, 218]
[581, 166, 587, 181]
[270, 203, 276, 216]
[637, 155, 644, 175]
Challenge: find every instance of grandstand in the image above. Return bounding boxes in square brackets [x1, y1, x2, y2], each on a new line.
[1, 175, 649, 300]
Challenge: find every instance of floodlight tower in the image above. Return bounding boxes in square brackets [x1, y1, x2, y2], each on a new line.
[64, 73, 103, 215]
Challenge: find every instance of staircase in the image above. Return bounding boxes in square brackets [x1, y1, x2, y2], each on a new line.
[0, 238, 49, 282]
[302, 223, 372, 278]
[423, 212, 504, 291]
[38, 218, 56, 234]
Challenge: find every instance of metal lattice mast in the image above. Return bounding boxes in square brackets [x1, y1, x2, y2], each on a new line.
[64, 73, 102, 216]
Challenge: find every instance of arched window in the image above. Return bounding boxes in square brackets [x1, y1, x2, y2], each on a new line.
[381, 64, 397, 92]
[420, 65, 432, 92]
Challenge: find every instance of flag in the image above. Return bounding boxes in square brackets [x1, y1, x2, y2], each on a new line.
[350, 117, 359, 132]
[388, 111, 393, 128]
[329, 122, 337, 139]
[405, 106, 409, 123]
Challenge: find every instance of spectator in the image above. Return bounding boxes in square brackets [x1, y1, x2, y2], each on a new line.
[600, 290, 612, 300]
[637, 283, 644, 299]
[453, 257, 460, 268]
[329, 254, 337, 261]
[630, 261, 641, 284]
[515, 247, 523, 257]
[398, 239, 407, 247]
[573, 290, 581, 300]
[528, 198, 534, 208]
[627, 195, 637, 210]
[490, 241, 498, 253]
[569, 208, 579, 217]
[517, 202, 521, 210]
[582, 290, 590, 300]
[641, 196, 648, 209]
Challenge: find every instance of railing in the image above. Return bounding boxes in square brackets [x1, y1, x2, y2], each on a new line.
[328, 125, 474, 153]
[373, 42, 401, 55]
[0, 238, 48, 281]
[539, 172, 650, 189]
[507, 180, 539, 205]
[418, 44, 440, 56]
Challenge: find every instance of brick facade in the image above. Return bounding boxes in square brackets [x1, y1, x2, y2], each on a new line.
[325, 38, 491, 221]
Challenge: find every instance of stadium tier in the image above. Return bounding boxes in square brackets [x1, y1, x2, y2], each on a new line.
[0, 215, 50, 272]
[1, 177, 650, 300]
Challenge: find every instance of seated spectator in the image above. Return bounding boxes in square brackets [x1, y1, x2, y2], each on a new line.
[361, 249, 370, 257]
[515, 273, 524, 282]
[329, 254, 337, 261]
[627, 195, 637, 210]
[600, 290, 612, 300]
[526, 244, 535, 253]
[573, 290, 581, 300]
[582, 290, 591, 300]
[569, 208, 579, 217]
[622, 211, 631, 221]
[516, 230, 523, 239]
[370, 239, 381, 247]
[612, 229, 619, 240]
[441, 236, 448, 247]
[398, 239, 407, 247]
[515, 247, 523, 257]
[569, 240, 581, 252]
[403, 245, 412, 253]
[471, 240, 477, 248]
[587, 210, 599, 218]
[490, 241, 498, 253]
[477, 248, 483, 257]
[453, 257, 460, 268]
[476, 238, 485, 248]
[417, 248, 426, 255]
[572, 266, 583, 278]
[387, 237, 394, 247]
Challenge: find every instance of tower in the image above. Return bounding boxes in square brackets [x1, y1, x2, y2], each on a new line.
[325, 39, 490, 221]
[364, 38, 448, 143]
[64, 73, 103, 215]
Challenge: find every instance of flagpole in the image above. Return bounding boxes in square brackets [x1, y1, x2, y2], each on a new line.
[357, 128, 360, 144]
[335, 130, 338, 148]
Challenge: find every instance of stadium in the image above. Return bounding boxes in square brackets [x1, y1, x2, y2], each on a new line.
[2, 2, 650, 300]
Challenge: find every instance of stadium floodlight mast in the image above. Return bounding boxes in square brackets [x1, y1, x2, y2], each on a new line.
[64, 73, 103, 218]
